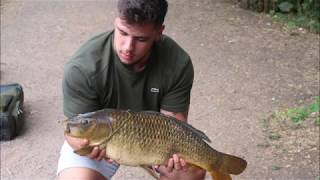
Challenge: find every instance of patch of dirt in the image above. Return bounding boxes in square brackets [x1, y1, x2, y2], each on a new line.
[258, 98, 319, 179]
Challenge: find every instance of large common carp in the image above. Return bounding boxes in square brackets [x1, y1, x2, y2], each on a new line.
[63, 109, 247, 180]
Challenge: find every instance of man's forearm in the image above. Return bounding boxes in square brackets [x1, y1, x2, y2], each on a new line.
[160, 107, 189, 122]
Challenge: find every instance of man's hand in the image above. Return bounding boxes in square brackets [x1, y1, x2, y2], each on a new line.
[153, 154, 187, 175]
[164, 154, 187, 172]
[64, 134, 108, 161]
[154, 154, 206, 180]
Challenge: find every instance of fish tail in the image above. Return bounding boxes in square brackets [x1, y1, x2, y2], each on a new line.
[208, 153, 246, 180]
[210, 170, 232, 180]
[218, 153, 247, 175]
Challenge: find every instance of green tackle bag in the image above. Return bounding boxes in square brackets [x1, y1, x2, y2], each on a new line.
[0, 83, 24, 140]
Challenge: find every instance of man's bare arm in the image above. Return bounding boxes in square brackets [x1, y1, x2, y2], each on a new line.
[160, 107, 189, 122]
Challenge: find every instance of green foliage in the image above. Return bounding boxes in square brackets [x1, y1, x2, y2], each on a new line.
[284, 96, 320, 124]
[238, 0, 320, 32]
[272, 0, 320, 32]
[286, 106, 310, 123]
[316, 117, 320, 126]
[287, 20, 298, 28]
[310, 96, 320, 112]
[278, 1, 295, 12]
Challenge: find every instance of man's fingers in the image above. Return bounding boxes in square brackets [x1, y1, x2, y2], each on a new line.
[180, 158, 186, 167]
[173, 154, 181, 170]
[180, 158, 188, 171]
[97, 149, 106, 161]
[156, 165, 168, 176]
[107, 158, 114, 163]
[167, 158, 174, 172]
[88, 147, 99, 159]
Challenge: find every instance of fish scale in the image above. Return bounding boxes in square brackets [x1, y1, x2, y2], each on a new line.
[64, 109, 247, 180]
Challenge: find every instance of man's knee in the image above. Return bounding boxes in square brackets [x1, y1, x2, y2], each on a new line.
[57, 167, 107, 180]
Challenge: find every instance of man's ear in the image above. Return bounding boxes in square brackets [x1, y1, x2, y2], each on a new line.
[155, 25, 165, 41]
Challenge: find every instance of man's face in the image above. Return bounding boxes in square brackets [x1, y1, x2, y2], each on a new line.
[113, 17, 164, 66]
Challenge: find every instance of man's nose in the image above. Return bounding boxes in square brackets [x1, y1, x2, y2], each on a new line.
[123, 37, 134, 52]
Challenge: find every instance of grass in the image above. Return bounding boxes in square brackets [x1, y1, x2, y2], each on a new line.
[271, 96, 320, 125]
[284, 96, 320, 125]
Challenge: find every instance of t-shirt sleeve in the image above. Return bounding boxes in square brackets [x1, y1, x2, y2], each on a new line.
[160, 60, 194, 113]
[62, 63, 100, 118]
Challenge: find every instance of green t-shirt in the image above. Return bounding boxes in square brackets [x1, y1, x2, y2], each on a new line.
[63, 31, 194, 118]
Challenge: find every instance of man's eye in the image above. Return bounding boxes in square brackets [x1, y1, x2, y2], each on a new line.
[119, 30, 127, 36]
[136, 38, 147, 42]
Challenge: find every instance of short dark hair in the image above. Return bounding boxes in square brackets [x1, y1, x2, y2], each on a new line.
[117, 0, 168, 27]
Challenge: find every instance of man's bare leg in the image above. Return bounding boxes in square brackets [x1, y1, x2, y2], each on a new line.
[57, 167, 107, 180]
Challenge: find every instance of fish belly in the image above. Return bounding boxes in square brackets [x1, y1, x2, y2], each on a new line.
[106, 140, 169, 166]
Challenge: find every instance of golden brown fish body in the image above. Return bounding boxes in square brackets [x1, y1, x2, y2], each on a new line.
[64, 109, 247, 179]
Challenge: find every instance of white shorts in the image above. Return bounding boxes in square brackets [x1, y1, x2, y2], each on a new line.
[57, 141, 120, 179]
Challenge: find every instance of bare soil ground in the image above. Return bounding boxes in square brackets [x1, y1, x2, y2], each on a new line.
[1, 0, 319, 180]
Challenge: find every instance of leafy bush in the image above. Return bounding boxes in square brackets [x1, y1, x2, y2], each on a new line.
[238, 0, 320, 33]
[275, 0, 320, 32]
